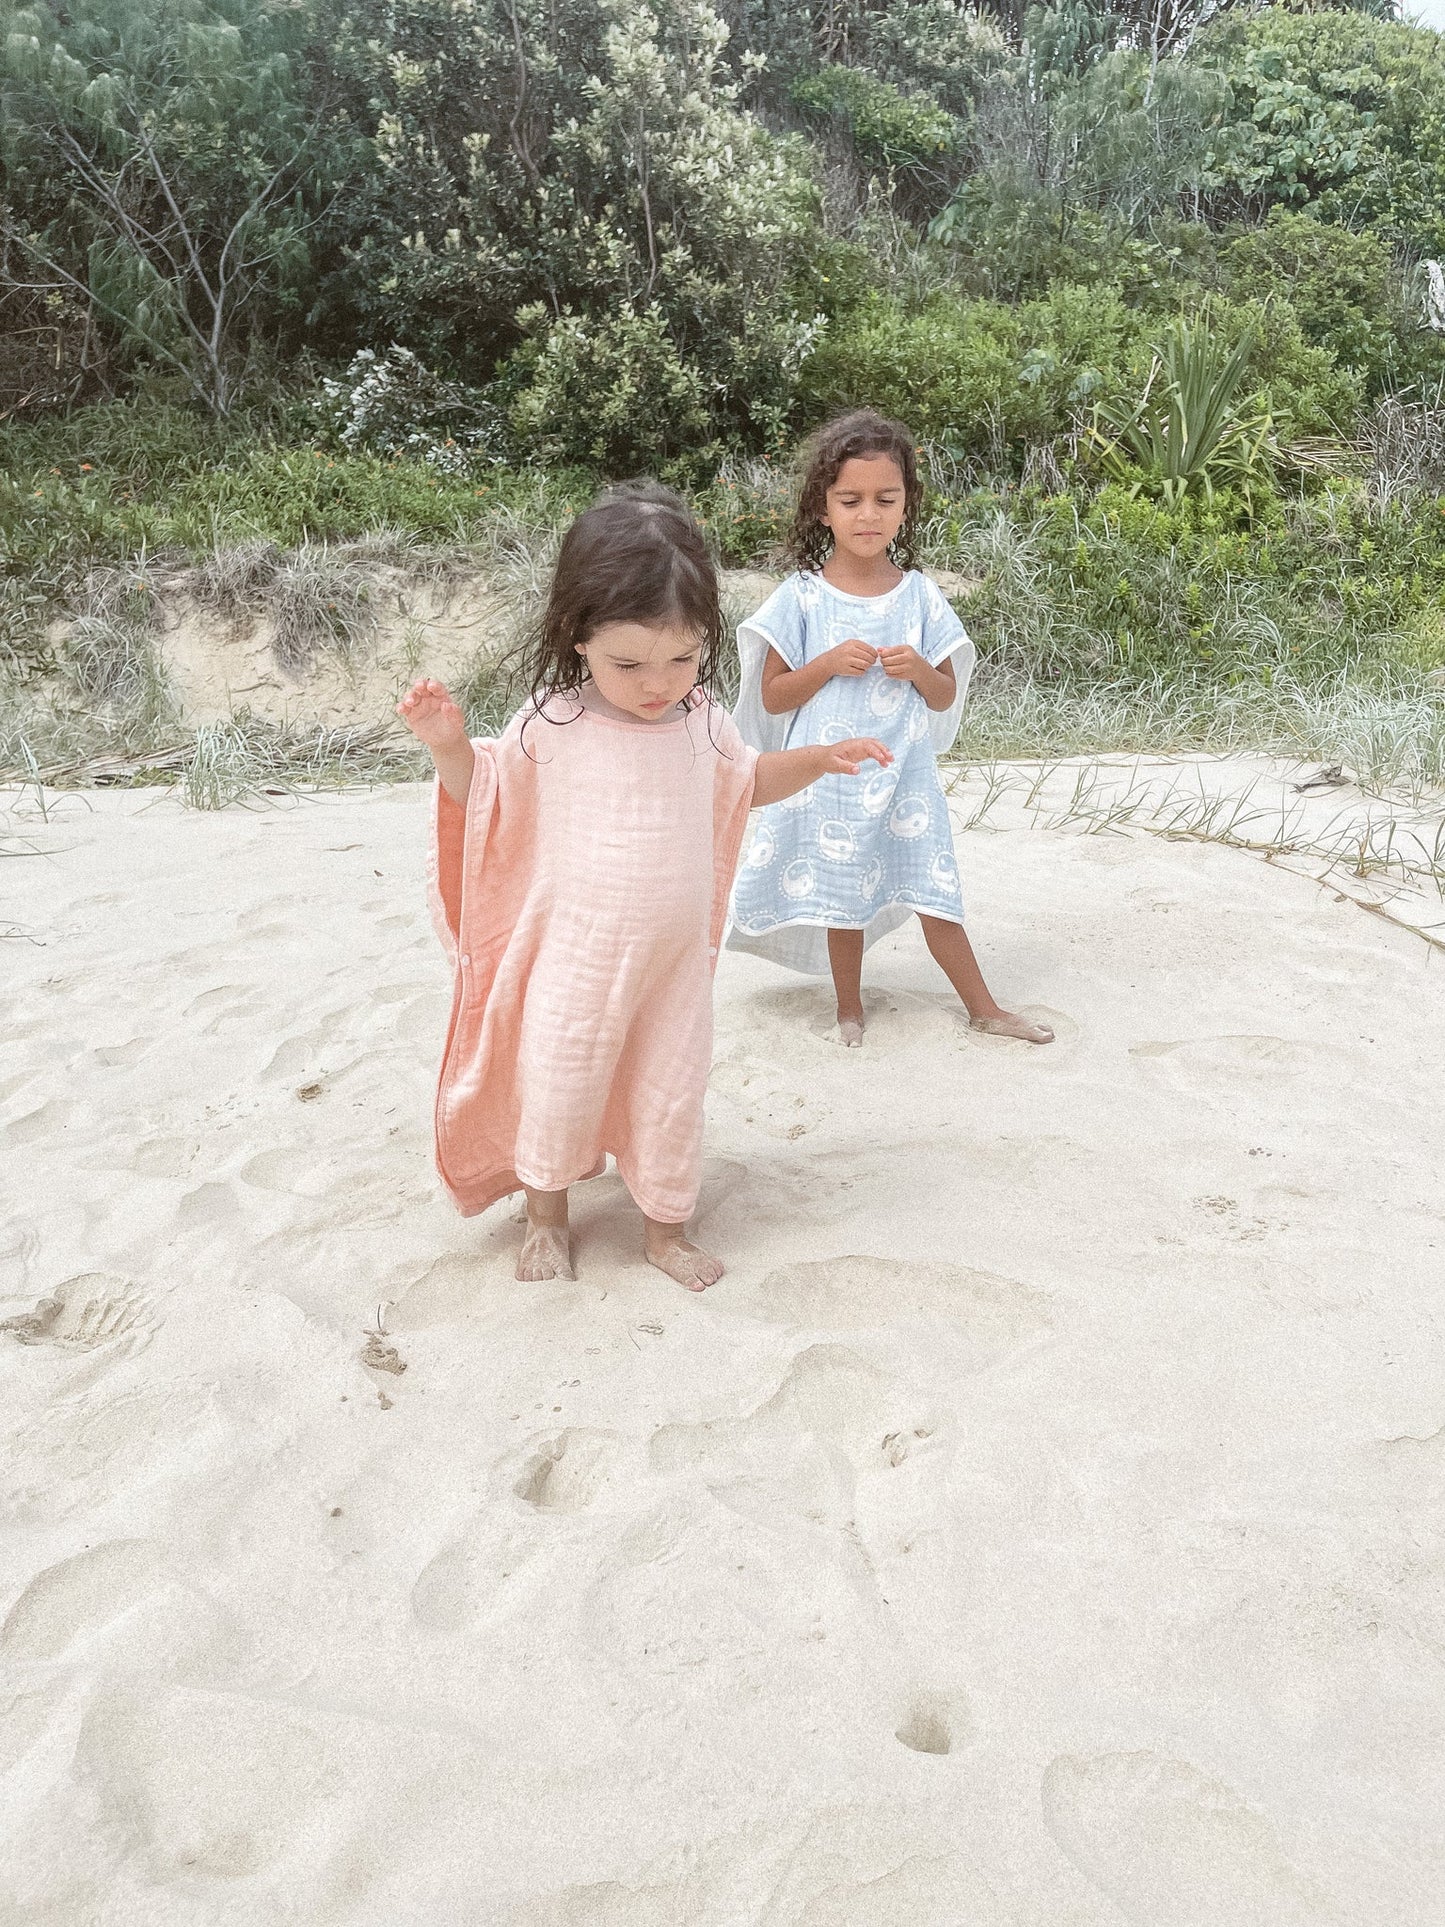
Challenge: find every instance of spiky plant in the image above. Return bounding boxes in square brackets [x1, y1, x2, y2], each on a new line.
[1091, 312, 1276, 507]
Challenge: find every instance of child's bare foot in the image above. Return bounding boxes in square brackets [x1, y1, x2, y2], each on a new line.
[970, 1009, 1055, 1045]
[644, 1224, 724, 1292]
[518, 1186, 573, 1280]
[516, 1221, 574, 1280]
[835, 1002, 865, 1047]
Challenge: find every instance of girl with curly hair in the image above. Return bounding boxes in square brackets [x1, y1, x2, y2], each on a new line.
[729, 410, 1052, 1047]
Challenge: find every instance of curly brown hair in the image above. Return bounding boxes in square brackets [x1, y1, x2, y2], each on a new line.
[519, 481, 724, 715]
[788, 409, 923, 573]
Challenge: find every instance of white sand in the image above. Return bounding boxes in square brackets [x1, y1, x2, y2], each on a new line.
[1, 763, 1443, 1925]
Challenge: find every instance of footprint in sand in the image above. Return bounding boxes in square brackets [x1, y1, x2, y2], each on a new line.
[739, 1255, 1051, 1362]
[262, 1021, 347, 1081]
[0, 1382, 212, 1524]
[1130, 1035, 1314, 1086]
[1040, 1751, 1336, 1926]
[691, 1157, 748, 1224]
[73, 1682, 332, 1880]
[187, 984, 269, 1035]
[0, 1539, 173, 1658]
[128, 1135, 202, 1180]
[2, 1098, 75, 1146]
[895, 1688, 970, 1756]
[650, 1344, 921, 1475]
[90, 1036, 149, 1069]
[368, 977, 435, 1007]
[395, 989, 452, 1042]
[0, 1273, 156, 1357]
[514, 1429, 624, 1513]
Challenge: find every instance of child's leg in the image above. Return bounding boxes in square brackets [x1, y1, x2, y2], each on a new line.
[919, 915, 1054, 1044]
[518, 1185, 575, 1281]
[828, 927, 866, 1043]
[643, 1214, 724, 1292]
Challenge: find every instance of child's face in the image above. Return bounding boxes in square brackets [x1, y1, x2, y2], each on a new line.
[822, 454, 907, 562]
[578, 619, 702, 721]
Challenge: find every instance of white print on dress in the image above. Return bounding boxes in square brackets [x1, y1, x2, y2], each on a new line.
[746, 824, 776, 868]
[889, 794, 931, 839]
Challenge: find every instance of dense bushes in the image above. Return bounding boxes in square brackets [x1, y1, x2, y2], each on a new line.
[5, 0, 1445, 461]
[5, 0, 1445, 781]
[797, 279, 1358, 473]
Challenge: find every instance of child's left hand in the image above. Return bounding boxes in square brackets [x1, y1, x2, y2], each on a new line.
[877, 644, 927, 682]
[818, 737, 893, 776]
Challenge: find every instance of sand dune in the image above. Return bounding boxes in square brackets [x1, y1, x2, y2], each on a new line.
[1, 762, 1442, 1924]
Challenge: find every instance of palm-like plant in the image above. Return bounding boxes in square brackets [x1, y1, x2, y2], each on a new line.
[1091, 311, 1277, 506]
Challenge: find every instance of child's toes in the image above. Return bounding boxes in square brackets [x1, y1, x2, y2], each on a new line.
[970, 1011, 1055, 1045]
[516, 1225, 575, 1281]
[647, 1239, 724, 1291]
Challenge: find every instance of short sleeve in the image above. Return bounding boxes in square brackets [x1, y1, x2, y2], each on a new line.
[732, 574, 811, 755]
[920, 575, 969, 668]
[742, 574, 808, 671]
[428, 739, 499, 961]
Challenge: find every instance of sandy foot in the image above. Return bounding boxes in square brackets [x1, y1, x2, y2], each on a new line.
[971, 1010, 1055, 1044]
[516, 1222, 575, 1282]
[645, 1234, 725, 1291]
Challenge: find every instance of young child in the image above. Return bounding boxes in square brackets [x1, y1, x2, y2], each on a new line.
[729, 409, 1053, 1046]
[397, 484, 891, 1291]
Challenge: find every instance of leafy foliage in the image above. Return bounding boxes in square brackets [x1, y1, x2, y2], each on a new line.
[310, 0, 821, 462]
[1090, 311, 1275, 505]
[1199, 5, 1445, 251]
[0, 0, 327, 412]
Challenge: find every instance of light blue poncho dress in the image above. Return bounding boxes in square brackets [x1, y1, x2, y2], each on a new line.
[728, 569, 976, 976]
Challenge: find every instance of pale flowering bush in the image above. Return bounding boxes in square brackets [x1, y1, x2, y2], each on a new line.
[316, 347, 501, 471]
[315, 0, 826, 461]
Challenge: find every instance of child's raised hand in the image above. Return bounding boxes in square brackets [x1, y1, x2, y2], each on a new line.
[397, 678, 467, 749]
[828, 639, 878, 678]
[817, 737, 893, 777]
[878, 644, 927, 682]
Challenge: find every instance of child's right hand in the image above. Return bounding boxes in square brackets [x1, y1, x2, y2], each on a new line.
[816, 737, 893, 777]
[397, 678, 467, 749]
[827, 639, 878, 678]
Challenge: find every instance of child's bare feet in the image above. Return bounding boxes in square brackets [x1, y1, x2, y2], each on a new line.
[970, 1009, 1055, 1044]
[517, 1222, 574, 1280]
[836, 1015, 864, 1048]
[644, 1222, 724, 1291]
[518, 1186, 574, 1280]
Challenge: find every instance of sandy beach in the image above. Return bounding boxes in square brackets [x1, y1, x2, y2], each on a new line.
[2, 762, 1443, 1925]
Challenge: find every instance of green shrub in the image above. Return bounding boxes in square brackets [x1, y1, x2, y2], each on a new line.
[1091, 311, 1277, 509]
[790, 64, 959, 184]
[1200, 7, 1445, 254]
[941, 486, 1445, 694]
[799, 284, 1140, 464]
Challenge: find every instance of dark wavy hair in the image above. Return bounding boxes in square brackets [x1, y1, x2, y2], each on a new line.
[518, 481, 724, 716]
[788, 409, 922, 573]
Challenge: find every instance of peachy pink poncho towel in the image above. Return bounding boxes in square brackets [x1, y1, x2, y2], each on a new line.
[429, 691, 759, 1224]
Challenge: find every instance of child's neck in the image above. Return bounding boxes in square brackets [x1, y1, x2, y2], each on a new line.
[821, 548, 905, 597]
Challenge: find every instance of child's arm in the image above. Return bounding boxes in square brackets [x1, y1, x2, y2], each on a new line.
[760, 640, 877, 715]
[877, 645, 956, 713]
[396, 678, 476, 807]
[752, 738, 892, 809]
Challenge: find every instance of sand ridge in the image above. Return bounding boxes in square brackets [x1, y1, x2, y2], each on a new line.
[0, 766, 1442, 1923]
